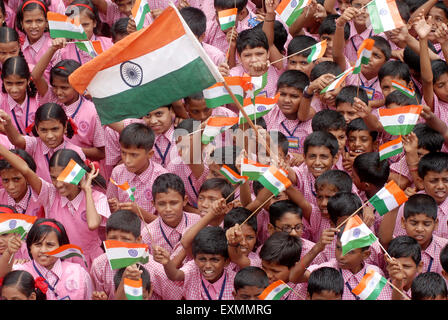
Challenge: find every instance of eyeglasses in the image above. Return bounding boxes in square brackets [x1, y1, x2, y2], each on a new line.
[275, 224, 303, 233]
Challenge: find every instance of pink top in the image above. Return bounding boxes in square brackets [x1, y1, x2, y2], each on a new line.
[152, 125, 178, 167]
[227, 251, 262, 273]
[37, 178, 111, 269]
[0, 93, 40, 136]
[344, 22, 379, 65]
[13, 259, 93, 300]
[389, 155, 413, 184]
[203, 42, 226, 66]
[420, 235, 448, 275]
[230, 64, 281, 99]
[59, 35, 114, 65]
[0, 187, 43, 217]
[100, 0, 153, 28]
[346, 72, 384, 102]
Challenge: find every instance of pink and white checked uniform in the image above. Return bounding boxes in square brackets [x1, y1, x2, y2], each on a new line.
[0, 187, 43, 217]
[152, 125, 178, 167]
[230, 64, 281, 99]
[99, 0, 153, 27]
[0, 93, 39, 136]
[227, 251, 262, 272]
[346, 72, 384, 102]
[203, 42, 226, 66]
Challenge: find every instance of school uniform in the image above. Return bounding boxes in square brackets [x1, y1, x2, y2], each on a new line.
[60, 35, 114, 65]
[203, 42, 226, 66]
[346, 72, 384, 102]
[420, 235, 448, 275]
[99, 0, 153, 28]
[227, 251, 262, 273]
[152, 125, 178, 167]
[344, 22, 385, 66]
[229, 64, 281, 99]
[0, 187, 43, 217]
[0, 93, 39, 136]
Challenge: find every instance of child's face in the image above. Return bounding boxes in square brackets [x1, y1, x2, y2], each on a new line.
[336, 102, 359, 124]
[22, 8, 47, 44]
[338, 0, 350, 14]
[78, 10, 96, 40]
[239, 46, 269, 77]
[153, 189, 186, 228]
[36, 119, 66, 149]
[0, 41, 20, 65]
[422, 170, 448, 204]
[106, 229, 140, 243]
[261, 260, 290, 283]
[269, 212, 303, 238]
[120, 144, 152, 175]
[350, 0, 370, 27]
[194, 253, 229, 283]
[185, 98, 212, 122]
[319, 85, 342, 108]
[142, 107, 174, 136]
[0, 168, 28, 202]
[427, 7, 448, 42]
[316, 184, 339, 220]
[335, 239, 369, 272]
[347, 130, 375, 155]
[394, 256, 422, 291]
[1, 285, 36, 300]
[50, 165, 80, 200]
[3, 74, 28, 104]
[433, 72, 448, 103]
[287, 55, 313, 77]
[114, 0, 133, 16]
[233, 285, 265, 300]
[197, 189, 223, 217]
[380, 76, 410, 99]
[51, 75, 79, 106]
[30, 230, 60, 269]
[309, 290, 342, 300]
[277, 86, 302, 119]
[329, 129, 347, 154]
[320, 34, 334, 58]
[362, 46, 386, 79]
[402, 213, 438, 249]
[304, 146, 336, 178]
[236, 224, 257, 256]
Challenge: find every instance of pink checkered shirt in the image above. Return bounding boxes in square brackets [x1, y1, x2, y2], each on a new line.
[100, 0, 155, 27]
[153, 125, 178, 167]
[420, 235, 448, 275]
[390, 154, 413, 186]
[107, 161, 168, 214]
[0, 187, 42, 217]
[429, 94, 448, 128]
[230, 64, 281, 99]
[203, 42, 226, 66]
[292, 162, 318, 208]
[308, 206, 332, 244]
[432, 42, 445, 60]
[228, 251, 262, 272]
[346, 72, 384, 102]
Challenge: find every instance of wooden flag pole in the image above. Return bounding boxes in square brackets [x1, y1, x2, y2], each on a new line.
[336, 200, 369, 230]
[241, 193, 276, 226]
[269, 41, 324, 65]
[225, 185, 240, 202]
[386, 279, 411, 300]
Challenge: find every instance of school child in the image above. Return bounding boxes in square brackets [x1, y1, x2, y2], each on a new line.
[0, 102, 86, 183]
[441, 243, 448, 281]
[232, 266, 269, 300]
[197, 177, 234, 221]
[140, 173, 202, 255]
[0, 269, 47, 300]
[284, 35, 320, 77]
[411, 272, 448, 300]
[113, 263, 153, 300]
[0, 205, 31, 262]
[318, 14, 351, 62]
[0, 26, 21, 67]
[184, 92, 237, 123]
[306, 266, 344, 300]
[0, 218, 94, 300]
[153, 226, 236, 300]
[106, 123, 168, 223]
[335, 85, 368, 124]
[110, 17, 129, 43]
[378, 60, 416, 103]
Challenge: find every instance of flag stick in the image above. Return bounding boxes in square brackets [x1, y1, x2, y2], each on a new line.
[376, 238, 393, 260]
[225, 26, 236, 63]
[269, 42, 323, 65]
[241, 193, 275, 226]
[136, 205, 154, 245]
[225, 184, 240, 201]
[386, 279, 411, 300]
[356, 75, 360, 98]
[336, 200, 369, 230]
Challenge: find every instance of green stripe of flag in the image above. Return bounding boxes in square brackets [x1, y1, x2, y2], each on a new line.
[342, 233, 377, 256]
[366, 277, 388, 300]
[382, 124, 416, 136]
[109, 256, 149, 270]
[204, 94, 243, 109]
[369, 194, 390, 216]
[49, 29, 88, 40]
[272, 287, 293, 300]
[379, 146, 403, 161]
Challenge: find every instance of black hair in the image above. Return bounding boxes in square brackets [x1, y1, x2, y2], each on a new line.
[434, 1, 448, 20]
[0, 148, 36, 173]
[431, 59, 448, 84]
[111, 17, 129, 42]
[412, 123, 444, 153]
[378, 60, 412, 84]
[119, 122, 155, 151]
[411, 272, 448, 300]
[304, 131, 339, 157]
[253, 20, 288, 54]
[318, 14, 350, 40]
[371, 35, 391, 61]
[388, 235, 422, 266]
[327, 192, 363, 226]
[252, 180, 264, 196]
[180, 6, 206, 38]
[384, 89, 416, 107]
[209, 145, 242, 173]
[346, 118, 378, 142]
[403, 193, 438, 221]
[223, 207, 257, 233]
[404, 0, 426, 13]
[335, 85, 369, 107]
[106, 209, 142, 239]
[32, 102, 76, 139]
[65, 0, 102, 36]
[310, 61, 342, 81]
[199, 178, 234, 203]
[214, 0, 248, 12]
[236, 28, 269, 55]
[1, 270, 46, 300]
[234, 266, 269, 291]
[307, 267, 344, 298]
[152, 173, 185, 199]
[113, 265, 151, 293]
[315, 169, 353, 193]
[403, 42, 437, 74]
[0, 26, 23, 57]
[26, 218, 70, 259]
[268, 130, 289, 156]
[174, 118, 199, 137]
[15, 0, 48, 34]
[2, 56, 37, 97]
[192, 226, 229, 258]
[353, 152, 390, 188]
[50, 59, 81, 85]
[276, 69, 309, 92]
[0, 0, 5, 26]
[396, 0, 411, 22]
[268, 200, 302, 226]
[440, 243, 448, 273]
[311, 109, 347, 132]
[418, 152, 448, 179]
[259, 232, 302, 268]
[287, 35, 317, 58]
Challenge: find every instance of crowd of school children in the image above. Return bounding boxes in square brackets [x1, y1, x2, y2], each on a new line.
[0, 0, 447, 302]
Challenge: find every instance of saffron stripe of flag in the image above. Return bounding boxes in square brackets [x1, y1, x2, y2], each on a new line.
[218, 8, 237, 31]
[131, 0, 151, 30]
[379, 136, 403, 161]
[352, 269, 388, 300]
[239, 93, 279, 124]
[257, 166, 292, 196]
[240, 158, 270, 180]
[321, 67, 354, 93]
[378, 105, 422, 136]
[44, 244, 88, 266]
[220, 165, 248, 184]
[47, 12, 88, 40]
[57, 159, 86, 185]
[258, 280, 293, 300]
[104, 240, 149, 270]
[353, 38, 375, 74]
[340, 215, 378, 256]
[75, 40, 103, 58]
[367, 0, 404, 34]
[110, 178, 136, 201]
[203, 76, 251, 108]
[275, 0, 312, 26]
[391, 80, 415, 98]
[124, 278, 143, 300]
[306, 40, 327, 63]
[368, 180, 408, 216]
[68, 5, 223, 125]
[201, 117, 239, 144]
[0, 213, 37, 239]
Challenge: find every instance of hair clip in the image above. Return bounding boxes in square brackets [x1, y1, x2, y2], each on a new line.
[68, 117, 78, 135]
[84, 159, 99, 170]
[34, 277, 48, 294]
[25, 122, 34, 134]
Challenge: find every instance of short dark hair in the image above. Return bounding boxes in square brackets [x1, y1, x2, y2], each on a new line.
[209, 145, 242, 173]
[106, 210, 141, 239]
[327, 192, 363, 226]
[236, 28, 269, 55]
[254, 20, 288, 54]
[413, 123, 444, 153]
[385, 88, 416, 107]
[346, 118, 378, 142]
[411, 272, 448, 300]
[276, 69, 309, 92]
[1, 270, 46, 300]
[269, 200, 302, 226]
[378, 60, 412, 84]
[304, 131, 339, 157]
[312, 109, 347, 132]
[214, 0, 248, 11]
[192, 226, 229, 258]
[353, 152, 390, 188]
[223, 207, 257, 233]
[431, 59, 448, 84]
[119, 123, 155, 151]
[418, 152, 448, 179]
[388, 235, 421, 266]
[199, 178, 234, 203]
[371, 35, 391, 61]
[0, 148, 36, 173]
[440, 243, 448, 273]
[287, 35, 317, 58]
[318, 14, 350, 40]
[315, 169, 353, 193]
[152, 173, 185, 199]
[403, 194, 438, 221]
[310, 61, 342, 81]
[180, 6, 206, 37]
[335, 85, 368, 107]
[307, 267, 344, 298]
[234, 266, 269, 291]
[111, 17, 129, 41]
[259, 232, 302, 268]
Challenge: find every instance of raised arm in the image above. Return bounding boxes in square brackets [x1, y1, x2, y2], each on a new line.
[416, 15, 435, 111]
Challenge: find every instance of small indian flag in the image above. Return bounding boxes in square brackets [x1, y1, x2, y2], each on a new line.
[353, 38, 375, 74]
[47, 12, 88, 40]
[391, 80, 415, 98]
[379, 136, 403, 161]
[352, 269, 388, 300]
[275, 0, 312, 27]
[131, 0, 151, 30]
[218, 8, 237, 31]
[239, 93, 279, 124]
[240, 158, 270, 180]
[57, 159, 86, 185]
[0, 213, 37, 240]
[257, 166, 292, 196]
[306, 40, 327, 63]
[110, 178, 136, 201]
[367, 0, 405, 34]
[340, 215, 378, 255]
[258, 280, 293, 300]
[44, 244, 88, 266]
[104, 240, 149, 270]
[75, 40, 103, 58]
[201, 117, 239, 144]
[378, 105, 422, 136]
[368, 180, 408, 216]
[321, 67, 354, 93]
[220, 165, 248, 184]
[124, 278, 143, 300]
[203, 76, 251, 108]
[246, 72, 268, 101]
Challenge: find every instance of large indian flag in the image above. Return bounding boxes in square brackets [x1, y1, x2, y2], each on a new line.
[352, 269, 388, 300]
[368, 180, 408, 216]
[367, 0, 404, 34]
[47, 12, 88, 40]
[104, 240, 149, 270]
[68, 5, 223, 125]
[340, 215, 377, 255]
[378, 105, 422, 136]
[0, 213, 37, 240]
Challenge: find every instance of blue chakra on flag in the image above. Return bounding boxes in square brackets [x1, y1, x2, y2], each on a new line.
[133, 288, 139, 295]
[291, 0, 297, 7]
[353, 228, 361, 238]
[379, 8, 388, 16]
[397, 115, 405, 124]
[128, 249, 138, 257]
[9, 220, 16, 229]
[257, 105, 266, 112]
[120, 61, 143, 88]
